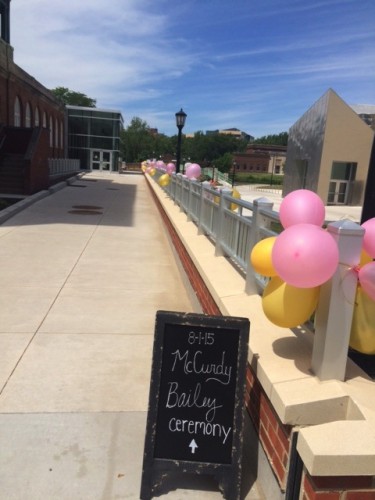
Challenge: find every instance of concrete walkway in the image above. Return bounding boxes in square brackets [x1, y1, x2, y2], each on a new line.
[0, 173, 264, 499]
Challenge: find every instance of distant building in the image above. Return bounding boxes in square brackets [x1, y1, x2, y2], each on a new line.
[66, 106, 123, 172]
[233, 144, 286, 175]
[283, 89, 374, 206]
[206, 128, 254, 142]
[350, 104, 375, 131]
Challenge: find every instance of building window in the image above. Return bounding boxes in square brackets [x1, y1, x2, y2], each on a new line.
[14, 96, 21, 127]
[35, 107, 40, 126]
[49, 116, 53, 147]
[43, 112, 47, 128]
[25, 102, 32, 127]
[55, 118, 59, 148]
[60, 121, 64, 149]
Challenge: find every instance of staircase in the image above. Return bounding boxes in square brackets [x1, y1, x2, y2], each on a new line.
[0, 154, 25, 194]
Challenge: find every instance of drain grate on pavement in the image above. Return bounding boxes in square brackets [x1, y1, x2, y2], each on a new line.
[72, 205, 103, 210]
[68, 209, 103, 215]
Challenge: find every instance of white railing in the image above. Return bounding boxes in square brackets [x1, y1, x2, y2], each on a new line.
[153, 172, 365, 382]
[48, 158, 81, 177]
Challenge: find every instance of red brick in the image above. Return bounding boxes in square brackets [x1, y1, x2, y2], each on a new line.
[346, 493, 375, 500]
[303, 475, 341, 500]
[268, 423, 286, 463]
[312, 476, 373, 490]
[260, 392, 278, 430]
[259, 422, 274, 460]
[277, 425, 291, 454]
[272, 450, 286, 485]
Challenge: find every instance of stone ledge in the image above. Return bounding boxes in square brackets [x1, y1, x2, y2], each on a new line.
[297, 421, 375, 476]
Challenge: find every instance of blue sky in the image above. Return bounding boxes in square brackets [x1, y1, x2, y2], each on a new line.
[11, 0, 375, 138]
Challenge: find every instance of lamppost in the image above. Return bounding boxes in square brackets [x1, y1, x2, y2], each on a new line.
[175, 108, 187, 174]
[231, 161, 237, 187]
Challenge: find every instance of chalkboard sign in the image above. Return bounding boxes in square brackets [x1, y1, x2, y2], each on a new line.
[140, 311, 250, 500]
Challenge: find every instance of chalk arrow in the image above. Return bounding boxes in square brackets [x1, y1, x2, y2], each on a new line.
[189, 439, 198, 454]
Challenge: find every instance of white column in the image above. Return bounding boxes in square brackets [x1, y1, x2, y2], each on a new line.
[311, 220, 365, 381]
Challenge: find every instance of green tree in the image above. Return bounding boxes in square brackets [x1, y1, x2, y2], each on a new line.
[214, 152, 233, 172]
[50, 87, 97, 107]
[121, 117, 155, 162]
[253, 132, 288, 146]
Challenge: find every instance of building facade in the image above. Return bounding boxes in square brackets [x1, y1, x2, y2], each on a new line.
[0, 0, 66, 194]
[233, 144, 286, 175]
[283, 89, 374, 205]
[66, 106, 123, 172]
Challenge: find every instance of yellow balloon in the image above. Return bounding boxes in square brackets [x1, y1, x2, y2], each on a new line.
[230, 188, 241, 211]
[349, 286, 375, 354]
[360, 249, 373, 267]
[250, 237, 277, 277]
[149, 167, 156, 176]
[158, 173, 170, 187]
[262, 276, 320, 328]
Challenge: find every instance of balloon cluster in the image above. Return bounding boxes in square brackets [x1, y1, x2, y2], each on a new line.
[251, 189, 339, 328]
[142, 159, 176, 187]
[350, 217, 375, 354]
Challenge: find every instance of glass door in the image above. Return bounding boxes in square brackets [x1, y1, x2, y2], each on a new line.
[90, 150, 112, 171]
[328, 162, 357, 205]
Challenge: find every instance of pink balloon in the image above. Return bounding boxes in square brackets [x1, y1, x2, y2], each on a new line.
[362, 218, 375, 258]
[272, 223, 339, 288]
[186, 163, 201, 179]
[166, 162, 176, 174]
[155, 160, 166, 171]
[359, 262, 375, 301]
[279, 190, 325, 228]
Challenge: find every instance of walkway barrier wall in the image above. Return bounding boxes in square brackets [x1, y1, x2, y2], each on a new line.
[146, 171, 375, 500]
[48, 158, 81, 178]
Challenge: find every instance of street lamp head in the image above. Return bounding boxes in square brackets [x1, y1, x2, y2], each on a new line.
[175, 108, 187, 129]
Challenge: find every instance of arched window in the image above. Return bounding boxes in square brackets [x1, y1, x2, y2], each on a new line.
[14, 96, 21, 126]
[43, 112, 47, 128]
[35, 107, 40, 127]
[55, 118, 59, 148]
[60, 121, 64, 149]
[25, 102, 32, 127]
[49, 116, 53, 147]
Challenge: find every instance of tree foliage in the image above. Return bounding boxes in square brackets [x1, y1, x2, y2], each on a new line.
[50, 87, 97, 107]
[253, 132, 288, 146]
[120, 115, 286, 167]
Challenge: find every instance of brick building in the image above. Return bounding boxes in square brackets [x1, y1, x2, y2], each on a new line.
[233, 144, 287, 175]
[0, 0, 65, 194]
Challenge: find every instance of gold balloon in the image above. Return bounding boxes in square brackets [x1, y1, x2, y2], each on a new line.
[360, 249, 373, 267]
[158, 173, 170, 187]
[250, 237, 277, 277]
[149, 167, 156, 176]
[262, 276, 320, 328]
[230, 188, 241, 211]
[349, 286, 375, 354]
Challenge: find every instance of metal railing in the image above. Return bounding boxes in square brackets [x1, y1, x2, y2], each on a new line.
[151, 172, 366, 382]
[48, 158, 81, 178]
[163, 173, 280, 293]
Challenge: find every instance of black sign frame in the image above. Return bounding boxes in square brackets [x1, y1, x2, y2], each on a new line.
[140, 311, 250, 500]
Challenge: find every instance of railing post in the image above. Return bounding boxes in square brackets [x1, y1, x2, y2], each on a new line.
[245, 197, 274, 294]
[215, 188, 231, 257]
[197, 182, 206, 235]
[311, 220, 365, 381]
